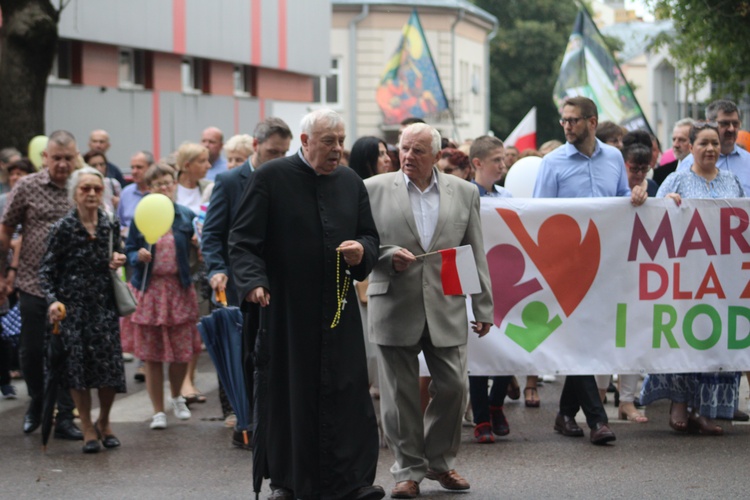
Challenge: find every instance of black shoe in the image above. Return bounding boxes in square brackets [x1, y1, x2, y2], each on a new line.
[82, 439, 101, 454]
[54, 420, 84, 441]
[590, 422, 616, 445]
[23, 414, 41, 434]
[94, 421, 121, 448]
[554, 413, 584, 437]
[232, 428, 252, 450]
[351, 485, 385, 500]
[733, 409, 750, 422]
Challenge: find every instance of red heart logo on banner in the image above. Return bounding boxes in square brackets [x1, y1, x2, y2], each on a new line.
[497, 209, 600, 317]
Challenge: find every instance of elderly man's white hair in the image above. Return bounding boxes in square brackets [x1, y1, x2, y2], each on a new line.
[400, 123, 442, 155]
[300, 108, 344, 135]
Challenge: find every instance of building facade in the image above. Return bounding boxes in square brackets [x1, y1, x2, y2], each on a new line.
[44, 0, 331, 169]
[328, 0, 497, 144]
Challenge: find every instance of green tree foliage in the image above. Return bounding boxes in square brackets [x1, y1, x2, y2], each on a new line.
[648, 0, 750, 99]
[472, 0, 578, 144]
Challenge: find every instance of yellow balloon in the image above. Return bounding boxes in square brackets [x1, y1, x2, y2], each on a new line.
[134, 194, 175, 244]
[28, 135, 48, 169]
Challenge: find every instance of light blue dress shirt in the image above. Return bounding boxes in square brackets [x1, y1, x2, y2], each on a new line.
[532, 139, 630, 198]
[117, 183, 147, 230]
[205, 156, 228, 181]
[675, 144, 750, 194]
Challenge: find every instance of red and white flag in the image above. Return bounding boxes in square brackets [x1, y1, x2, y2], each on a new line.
[438, 245, 481, 295]
[504, 107, 537, 152]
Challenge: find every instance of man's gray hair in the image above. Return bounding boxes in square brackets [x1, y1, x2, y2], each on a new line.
[300, 109, 343, 135]
[136, 150, 155, 165]
[0, 147, 21, 163]
[47, 130, 77, 149]
[674, 117, 695, 129]
[400, 123, 442, 155]
[254, 117, 293, 143]
[67, 166, 103, 202]
[706, 99, 741, 121]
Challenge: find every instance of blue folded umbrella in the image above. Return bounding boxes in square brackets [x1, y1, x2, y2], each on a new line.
[198, 307, 251, 440]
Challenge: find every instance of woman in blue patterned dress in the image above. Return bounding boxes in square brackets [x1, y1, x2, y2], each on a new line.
[40, 167, 128, 453]
[640, 122, 744, 435]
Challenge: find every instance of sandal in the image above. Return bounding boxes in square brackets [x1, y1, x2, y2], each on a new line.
[668, 402, 688, 432]
[688, 413, 723, 436]
[182, 392, 207, 405]
[506, 376, 520, 401]
[524, 387, 540, 408]
[618, 405, 648, 423]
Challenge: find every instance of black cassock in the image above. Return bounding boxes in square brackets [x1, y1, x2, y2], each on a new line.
[229, 153, 380, 499]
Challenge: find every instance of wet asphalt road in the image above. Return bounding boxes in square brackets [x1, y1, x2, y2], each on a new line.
[2, 353, 750, 499]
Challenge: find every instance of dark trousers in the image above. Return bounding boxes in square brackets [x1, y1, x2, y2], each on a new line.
[559, 375, 608, 428]
[469, 375, 512, 425]
[19, 292, 75, 422]
[0, 334, 11, 386]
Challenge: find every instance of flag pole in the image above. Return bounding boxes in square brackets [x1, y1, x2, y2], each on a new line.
[412, 250, 441, 259]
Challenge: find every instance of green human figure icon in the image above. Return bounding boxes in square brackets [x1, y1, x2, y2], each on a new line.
[505, 301, 562, 353]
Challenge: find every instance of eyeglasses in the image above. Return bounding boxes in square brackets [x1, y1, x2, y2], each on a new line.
[693, 121, 719, 131]
[79, 185, 104, 194]
[626, 162, 651, 173]
[717, 120, 741, 129]
[151, 180, 174, 189]
[559, 117, 588, 126]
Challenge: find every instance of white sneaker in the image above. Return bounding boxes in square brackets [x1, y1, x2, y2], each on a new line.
[541, 374, 557, 383]
[150, 412, 167, 430]
[169, 396, 191, 420]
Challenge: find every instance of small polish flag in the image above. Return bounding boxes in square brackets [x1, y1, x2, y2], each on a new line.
[504, 107, 537, 152]
[438, 245, 481, 296]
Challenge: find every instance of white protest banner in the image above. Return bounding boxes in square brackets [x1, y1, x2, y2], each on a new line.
[467, 197, 750, 376]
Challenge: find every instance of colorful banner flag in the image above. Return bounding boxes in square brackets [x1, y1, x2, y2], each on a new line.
[439, 245, 481, 296]
[459, 197, 750, 376]
[553, 7, 651, 132]
[376, 10, 449, 126]
[504, 107, 537, 152]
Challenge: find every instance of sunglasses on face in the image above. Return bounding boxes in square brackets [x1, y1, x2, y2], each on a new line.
[79, 185, 104, 194]
[626, 163, 650, 173]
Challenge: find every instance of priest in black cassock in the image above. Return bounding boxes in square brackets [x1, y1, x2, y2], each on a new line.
[229, 109, 384, 500]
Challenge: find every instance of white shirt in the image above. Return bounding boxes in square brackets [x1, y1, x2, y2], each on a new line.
[404, 170, 440, 250]
[176, 184, 202, 215]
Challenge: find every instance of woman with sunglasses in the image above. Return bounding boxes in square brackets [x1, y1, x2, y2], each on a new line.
[640, 122, 744, 436]
[39, 167, 128, 453]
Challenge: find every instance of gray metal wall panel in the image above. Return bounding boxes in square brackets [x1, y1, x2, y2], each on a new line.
[286, 1, 331, 75]
[58, 0, 329, 75]
[59, 0, 173, 53]
[185, 0, 253, 62]
[260, 0, 279, 68]
[158, 93, 235, 158]
[237, 100, 263, 135]
[44, 86, 153, 169]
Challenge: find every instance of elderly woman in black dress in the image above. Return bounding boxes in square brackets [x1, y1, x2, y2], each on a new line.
[40, 166, 127, 453]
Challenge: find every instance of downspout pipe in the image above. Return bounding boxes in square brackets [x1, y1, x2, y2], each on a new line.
[349, 5, 369, 141]
[485, 19, 498, 134]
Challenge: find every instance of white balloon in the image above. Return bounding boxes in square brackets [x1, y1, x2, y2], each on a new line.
[504, 156, 543, 198]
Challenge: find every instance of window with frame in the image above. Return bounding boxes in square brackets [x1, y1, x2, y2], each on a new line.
[119, 48, 148, 89]
[48, 39, 79, 84]
[233, 64, 256, 96]
[181, 57, 204, 94]
[312, 58, 341, 106]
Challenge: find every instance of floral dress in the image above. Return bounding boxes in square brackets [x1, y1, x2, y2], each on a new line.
[120, 230, 201, 363]
[640, 168, 745, 419]
[39, 209, 126, 392]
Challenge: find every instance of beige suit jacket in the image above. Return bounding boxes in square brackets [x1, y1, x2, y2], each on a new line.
[364, 170, 493, 348]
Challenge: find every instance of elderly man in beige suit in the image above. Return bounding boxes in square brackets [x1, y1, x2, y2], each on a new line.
[364, 123, 493, 499]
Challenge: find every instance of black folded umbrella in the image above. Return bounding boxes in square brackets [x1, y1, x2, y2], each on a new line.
[41, 327, 67, 451]
[252, 306, 269, 499]
[197, 307, 251, 440]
